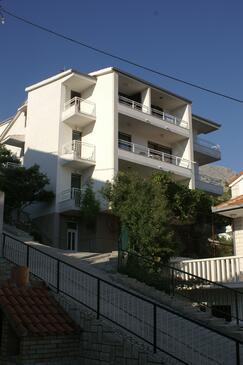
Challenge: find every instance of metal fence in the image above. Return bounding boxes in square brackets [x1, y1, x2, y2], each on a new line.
[2, 233, 243, 365]
[119, 249, 243, 325]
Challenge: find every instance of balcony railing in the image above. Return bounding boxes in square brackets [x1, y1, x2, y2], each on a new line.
[172, 255, 243, 283]
[3, 162, 22, 169]
[118, 139, 192, 169]
[118, 95, 188, 129]
[63, 97, 96, 117]
[58, 188, 83, 207]
[62, 140, 96, 162]
[195, 137, 220, 152]
[199, 174, 222, 186]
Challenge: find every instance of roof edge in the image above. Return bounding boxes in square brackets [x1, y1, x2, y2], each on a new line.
[26, 69, 96, 92]
[192, 114, 221, 129]
[90, 66, 192, 104]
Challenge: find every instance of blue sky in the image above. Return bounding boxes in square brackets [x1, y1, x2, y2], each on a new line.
[0, 0, 242, 171]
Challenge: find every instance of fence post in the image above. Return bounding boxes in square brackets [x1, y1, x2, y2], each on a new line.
[235, 292, 239, 326]
[56, 260, 60, 293]
[1, 233, 5, 258]
[236, 341, 240, 365]
[153, 304, 157, 353]
[97, 279, 100, 319]
[26, 245, 30, 267]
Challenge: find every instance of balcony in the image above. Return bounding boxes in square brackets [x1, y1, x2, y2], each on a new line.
[194, 137, 221, 164]
[118, 139, 192, 178]
[196, 174, 224, 195]
[118, 95, 189, 136]
[58, 188, 82, 214]
[60, 140, 96, 169]
[61, 97, 96, 129]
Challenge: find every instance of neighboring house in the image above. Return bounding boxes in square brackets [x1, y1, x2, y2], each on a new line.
[0, 269, 81, 365]
[212, 172, 243, 257]
[0, 67, 222, 251]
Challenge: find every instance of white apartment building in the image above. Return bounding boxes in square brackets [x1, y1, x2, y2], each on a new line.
[0, 67, 222, 251]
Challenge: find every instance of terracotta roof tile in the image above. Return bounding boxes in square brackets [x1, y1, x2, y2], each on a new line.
[228, 171, 243, 185]
[0, 283, 80, 337]
[214, 194, 243, 210]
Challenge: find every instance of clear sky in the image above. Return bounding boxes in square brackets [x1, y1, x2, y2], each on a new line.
[0, 0, 242, 172]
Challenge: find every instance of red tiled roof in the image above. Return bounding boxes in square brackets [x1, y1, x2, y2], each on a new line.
[214, 194, 243, 210]
[0, 282, 80, 337]
[228, 171, 243, 185]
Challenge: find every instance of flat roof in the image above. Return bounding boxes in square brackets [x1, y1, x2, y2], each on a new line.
[90, 66, 192, 104]
[26, 68, 96, 92]
[192, 114, 221, 129]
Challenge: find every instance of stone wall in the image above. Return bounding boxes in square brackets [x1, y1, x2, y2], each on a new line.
[54, 293, 177, 365]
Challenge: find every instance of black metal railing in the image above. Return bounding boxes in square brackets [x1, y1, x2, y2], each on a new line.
[1, 232, 243, 365]
[118, 249, 243, 326]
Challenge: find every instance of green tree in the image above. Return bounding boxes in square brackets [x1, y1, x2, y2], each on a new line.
[80, 180, 100, 229]
[0, 144, 54, 221]
[103, 171, 176, 261]
[103, 171, 228, 260]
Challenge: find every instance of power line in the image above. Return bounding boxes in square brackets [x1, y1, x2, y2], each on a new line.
[1, 7, 243, 104]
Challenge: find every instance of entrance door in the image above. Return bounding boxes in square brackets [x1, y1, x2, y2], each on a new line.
[67, 223, 78, 251]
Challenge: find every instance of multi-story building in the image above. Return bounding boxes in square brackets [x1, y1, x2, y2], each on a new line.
[0, 67, 222, 251]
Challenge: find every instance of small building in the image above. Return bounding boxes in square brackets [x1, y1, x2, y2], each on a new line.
[212, 172, 243, 257]
[0, 271, 81, 365]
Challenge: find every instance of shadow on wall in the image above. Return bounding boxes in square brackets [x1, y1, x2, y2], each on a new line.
[21, 148, 118, 253]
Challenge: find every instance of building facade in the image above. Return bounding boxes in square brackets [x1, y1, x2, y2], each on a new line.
[213, 172, 243, 257]
[0, 68, 222, 250]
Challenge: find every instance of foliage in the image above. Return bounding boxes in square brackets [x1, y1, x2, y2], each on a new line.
[216, 236, 233, 257]
[0, 144, 21, 165]
[103, 171, 230, 260]
[80, 179, 100, 229]
[0, 144, 54, 220]
[103, 171, 176, 261]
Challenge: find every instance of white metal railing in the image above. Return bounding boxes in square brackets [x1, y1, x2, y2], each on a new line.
[63, 97, 96, 117]
[118, 139, 192, 169]
[62, 140, 96, 162]
[58, 188, 83, 207]
[118, 95, 188, 129]
[118, 95, 149, 113]
[4, 162, 22, 168]
[199, 174, 222, 186]
[195, 137, 221, 151]
[151, 107, 188, 129]
[173, 255, 243, 283]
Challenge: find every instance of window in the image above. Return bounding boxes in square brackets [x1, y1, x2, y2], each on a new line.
[70, 90, 81, 109]
[71, 90, 81, 99]
[148, 141, 172, 163]
[72, 130, 82, 141]
[118, 132, 132, 151]
[71, 173, 81, 189]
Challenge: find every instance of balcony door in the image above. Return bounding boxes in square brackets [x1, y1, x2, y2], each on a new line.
[118, 132, 132, 151]
[71, 173, 82, 206]
[67, 222, 78, 251]
[72, 130, 82, 157]
[148, 141, 172, 163]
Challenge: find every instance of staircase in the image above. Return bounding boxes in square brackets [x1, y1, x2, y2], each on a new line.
[1, 232, 243, 364]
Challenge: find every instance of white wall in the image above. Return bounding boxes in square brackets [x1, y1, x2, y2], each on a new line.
[231, 177, 243, 198]
[233, 217, 243, 256]
[24, 80, 63, 216]
[88, 72, 118, 193]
